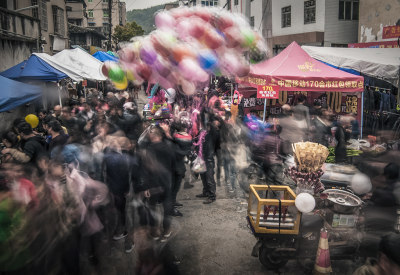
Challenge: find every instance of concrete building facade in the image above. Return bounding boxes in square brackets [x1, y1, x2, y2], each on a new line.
[3, 0, 68, 54]
[85, 0, 126, 40]
[0, 6, 41, 71]
[358, 0, 400, 43]
[271, 0, 359, 53]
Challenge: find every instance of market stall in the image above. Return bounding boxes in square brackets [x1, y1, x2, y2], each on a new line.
[0, 75, 42, 112]
[236, 42, 364, 122]
[301, 46, 400, 88]
[302, 45, 400, 139]
[93, 51, 119, 62]
[35, 48, 106, 81]
[0, 55, 68, 81]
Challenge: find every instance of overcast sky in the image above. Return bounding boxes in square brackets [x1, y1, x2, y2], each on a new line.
[123, 0, 175, 11]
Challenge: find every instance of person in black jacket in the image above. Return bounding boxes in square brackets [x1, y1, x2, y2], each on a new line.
[103, 137, 136, 252]
[170, 122, 192, 216]
[2, 122, 45, 167]
[139, 125, 175, 241]
[197, 120, 220, 204]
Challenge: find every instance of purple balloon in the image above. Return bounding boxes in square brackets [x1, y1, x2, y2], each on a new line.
[154, 57, 171, 78]
[140, 47, 157, 65]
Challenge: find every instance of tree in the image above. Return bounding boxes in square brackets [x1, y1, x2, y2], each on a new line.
[113, 21, 144, 43]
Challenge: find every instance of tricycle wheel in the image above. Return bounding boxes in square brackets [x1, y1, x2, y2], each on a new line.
[259, 246, 288, 270]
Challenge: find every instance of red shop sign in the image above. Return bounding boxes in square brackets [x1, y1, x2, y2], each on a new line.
[257, 85, 279, 99]
[382, 25, 400, 39]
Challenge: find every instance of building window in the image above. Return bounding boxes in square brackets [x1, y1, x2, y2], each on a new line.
[88, 22, 96, 26]
[339, 0, 359, 20]
[88, 9, 93, 18]
[352, 0, 359, 20]
[281, 6, 291, 28]
[102, 0, 108, 2]
[201, 0, 218, 6]
[52, 6, 64, 35]
[103, 9, 109, 17]
[88, 0, 92, 2]
[40, 0, 48, 31]
[103, 22, 109, 34]
[304, 0, 315, 24]
[250, 16, 254, 28]
[31, 0, 38, 18]
[234, 0, 238, 5]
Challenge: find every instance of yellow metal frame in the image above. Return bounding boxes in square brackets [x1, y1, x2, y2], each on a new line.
[247, 185, 301, 235]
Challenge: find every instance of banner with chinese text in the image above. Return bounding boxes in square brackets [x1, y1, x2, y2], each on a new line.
[239, 88, 361, 122]
[382, 25, 400, 39]
[257, 85, 279, 99]
[237, 75, 364, 93]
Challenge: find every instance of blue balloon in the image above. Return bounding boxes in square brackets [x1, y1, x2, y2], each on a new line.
[198, 51, 218, 71]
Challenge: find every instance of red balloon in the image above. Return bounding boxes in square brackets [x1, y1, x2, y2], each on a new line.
[189, 19, 206, 39]
[136, 63, 152, 80]
[203, 28, 224, 50]
[101, 64, 109, 77]
[151, 35, 170, 58]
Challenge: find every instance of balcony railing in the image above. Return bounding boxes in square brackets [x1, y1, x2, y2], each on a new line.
[0, 7, 40, 42]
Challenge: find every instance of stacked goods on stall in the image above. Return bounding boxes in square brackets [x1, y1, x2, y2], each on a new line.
[287, 142, 330, 195]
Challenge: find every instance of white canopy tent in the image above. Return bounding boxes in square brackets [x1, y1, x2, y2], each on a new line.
[34, 48, 106, 82]
[301, 46, 400, 87]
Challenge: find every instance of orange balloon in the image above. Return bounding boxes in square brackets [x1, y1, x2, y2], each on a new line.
[172, 44, 195, 63]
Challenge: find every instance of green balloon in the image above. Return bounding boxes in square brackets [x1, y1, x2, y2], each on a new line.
[108, 66, 125, 83]
[242, 29, 256, 48]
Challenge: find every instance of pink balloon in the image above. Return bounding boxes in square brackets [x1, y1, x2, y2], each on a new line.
[158, 76, 174, 89]
[180, 79, 196, 95]
[155, 12, 176, 29]
[118, 47, 135, 62]
[224, 26, 243, 48]
[178, 58, 202, 81]
[176, 19, 191, 40]
[220, 52, 240, 76]
[196, 69, 209, 83]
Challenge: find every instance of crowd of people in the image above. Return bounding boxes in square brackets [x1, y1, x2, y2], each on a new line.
[0, 82, 399, 274]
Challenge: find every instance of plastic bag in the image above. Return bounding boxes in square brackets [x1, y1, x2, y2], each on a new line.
[192, 156, 206, 174]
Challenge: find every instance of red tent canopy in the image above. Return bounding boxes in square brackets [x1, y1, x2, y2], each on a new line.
[237, 41, 364, 92]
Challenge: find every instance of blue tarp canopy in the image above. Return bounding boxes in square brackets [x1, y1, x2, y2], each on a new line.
[92, 51, 118, 62]
[0, 55, 68, 81]
[0, 75, 42, 112]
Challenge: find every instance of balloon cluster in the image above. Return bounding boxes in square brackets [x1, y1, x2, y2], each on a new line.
[102, 7, 268, 92]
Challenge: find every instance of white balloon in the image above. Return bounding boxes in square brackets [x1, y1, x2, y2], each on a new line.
[351, 173, 372, 195]
[295, 193, 316, 213]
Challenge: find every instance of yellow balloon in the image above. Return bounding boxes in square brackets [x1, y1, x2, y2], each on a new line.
[113, 77, 128, 90]
[25, 114, 39, 128]
[126, 70, 135, 81]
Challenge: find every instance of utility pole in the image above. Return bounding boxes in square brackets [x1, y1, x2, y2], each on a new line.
[108, 0, 112, 50]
